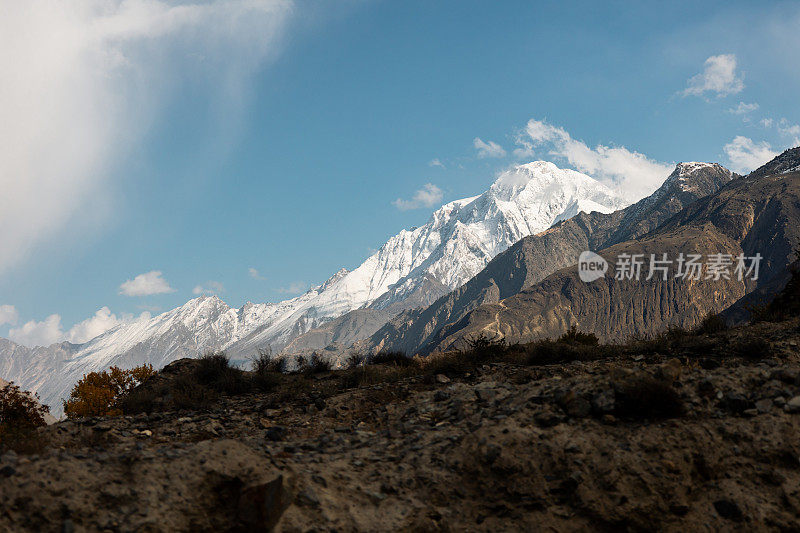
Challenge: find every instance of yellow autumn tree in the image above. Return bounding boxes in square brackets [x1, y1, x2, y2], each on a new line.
[63, 364, 155, 418]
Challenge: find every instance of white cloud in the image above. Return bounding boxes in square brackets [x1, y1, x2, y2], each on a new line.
[192, 281, 224, 295]
[473, 138, 507, 158]
[760, 118, 775, 128]
[119, 271, 175, 297]
[8, 314, 64, 347]
[392, 183, 444, 211]
[682, 54, 744, 98]
[249, 267, 266, 280]
[66, 307, 149, 344]
[515, 119, 673, 202]
[278, 281, 307, 294]
[723, 136, 779, 173]
[0, 305, 19, 326]
[0, 0, 294, 274]
[728, 102, 759, 115]
[8, 307, 150, 347]
[429, 158, 445, 168]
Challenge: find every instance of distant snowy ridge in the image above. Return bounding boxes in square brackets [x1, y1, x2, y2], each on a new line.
[0, 161, 628, 414]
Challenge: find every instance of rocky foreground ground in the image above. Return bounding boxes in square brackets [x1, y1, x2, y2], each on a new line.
[2, 319, 800, 532]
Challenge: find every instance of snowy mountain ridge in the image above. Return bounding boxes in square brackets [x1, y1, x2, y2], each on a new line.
[1, 161, 628, 414]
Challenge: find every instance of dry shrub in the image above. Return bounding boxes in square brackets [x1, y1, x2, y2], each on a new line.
[466, 333, 507, 361]
[250, 349, 283, 392]
[0, 382, 50, 454]
[369, 351, 413, 367]
[306, 353, 333, 375]
[557, 326, 600, 346]
[63, 364, 155, 418]
[196, 352, 249, 395]
[695, 313, 728, 335]
[172, 373, 219, 410]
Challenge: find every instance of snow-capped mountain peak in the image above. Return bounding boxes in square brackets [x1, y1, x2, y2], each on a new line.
[1, 161, 629, 415]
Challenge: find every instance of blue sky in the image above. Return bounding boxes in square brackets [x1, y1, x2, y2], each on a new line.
[1, 0, 799, 346]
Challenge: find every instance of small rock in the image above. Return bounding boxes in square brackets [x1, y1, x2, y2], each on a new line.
[435, 374, 451, 384]
[697, 379, 716, 396]
[534, 408, 564, 428]
[720, 392, 752, 414]
[564, 443, 581, 453]
[713, 499, 743, 522]
[743, 408, 758, 417]
[1, 450, 18, 466]
[784, 396, 800, 413]
[296, 488, 320, 508]
[433, 391, 450, 402]
[670, 504, 689, 516]
[770, 368, 800, 384]
[658, 358, 682, 382]
[236, 475, 293, 531]
[61, 519, 75, 533]
[755, 398, 772, 413]
[482, 444, 501, 465]
[265, 426, 287, 441]
[590, 389, 615, 414]
[601, 414, 616, 425]
[368, 491, 387, 505]
[475, 387, 498, 403]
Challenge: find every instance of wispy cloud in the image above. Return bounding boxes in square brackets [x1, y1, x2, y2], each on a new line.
[8, 307, 150, 347]
[0, 0, 295, 275]
[514, 119, 673, 202]
[728, 102, 759, 115]
[682, 54, 744, 98]
[777, 118, 800, 141]
[0, 305, 19, 326]
[119, 271, 175, 297]
[278, 281, 307, 294]
[723, 136, 779, 173]
[473, 138, 507, 158]
[249, 267, 266, 280]
[428, 158, 445, 168]
[392, 183, 444, 211]
[192, 281, 224, 296]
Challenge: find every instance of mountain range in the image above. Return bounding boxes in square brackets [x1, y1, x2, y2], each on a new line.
[380, 150, 800, 354]
[5, 148, 800, 416]
[1, 161, 627, 414]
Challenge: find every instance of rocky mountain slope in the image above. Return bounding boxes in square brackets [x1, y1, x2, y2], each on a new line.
[423, 150, 800, 352]
[3, 310, 800, 531]
[1, 162, 626, 414]
[353, 162, 734, 357]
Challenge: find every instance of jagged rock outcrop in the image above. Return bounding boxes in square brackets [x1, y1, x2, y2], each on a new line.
[424, 151, 800, 352]
[364, 162, 735, 355]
